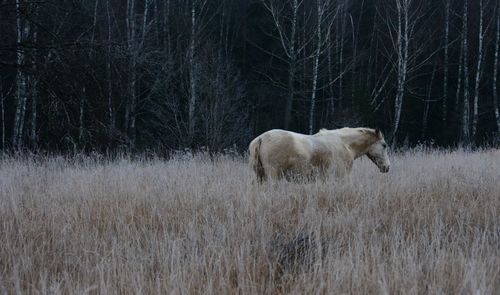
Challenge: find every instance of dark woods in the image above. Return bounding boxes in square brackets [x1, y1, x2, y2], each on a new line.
[0, 0, 499, 153]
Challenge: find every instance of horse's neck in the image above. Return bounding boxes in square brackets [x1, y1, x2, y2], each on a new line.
[335, 132, 372, 159]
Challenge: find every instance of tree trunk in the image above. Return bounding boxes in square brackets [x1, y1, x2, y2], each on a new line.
[391, 0, 409, 142]
[472, 0, 484, 139]
[12, 0, 28, 149]
[125, 0, 137, 148]
[461, 0, 470, 143]
[338, 0, 346, 110]
[188, 0, 197, 143]
[79, 86, 85, 144]
[30, 80, 37, 148]
[1, 84, 5, 150]
[493, 2, 500, 131]
[106, 0, 113, 131]
[455, 27, 464, 108]
[284, 0, 298, 130]
[30, 7, 38, 149]
[309, 0, 323, 134]
[327, 27, 334, 117]
[422, 63, 436, 139]
[442, 0, 449, 123]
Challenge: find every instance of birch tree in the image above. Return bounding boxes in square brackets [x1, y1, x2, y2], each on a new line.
[309, 1, 324, 134]
[309, 0, 334, 134]
[472, 0, 486, 139]
[261, 0, 301, 129]
[391, 0, 410, 141]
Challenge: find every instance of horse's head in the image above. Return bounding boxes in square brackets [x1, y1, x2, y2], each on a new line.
[366, 129, 391, 173]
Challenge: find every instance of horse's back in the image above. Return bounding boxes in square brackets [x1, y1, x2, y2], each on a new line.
[250, 129, 314, 179]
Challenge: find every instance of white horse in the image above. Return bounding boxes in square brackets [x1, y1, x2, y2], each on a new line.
[248, 127, 390, 182]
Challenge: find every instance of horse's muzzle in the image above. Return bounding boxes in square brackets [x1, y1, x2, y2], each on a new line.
[380, 165, 390, 173]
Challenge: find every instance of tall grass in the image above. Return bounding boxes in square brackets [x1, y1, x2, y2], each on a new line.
[0, 149, 499, 294]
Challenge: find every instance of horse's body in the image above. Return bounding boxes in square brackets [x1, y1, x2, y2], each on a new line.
[248, 127, 390, 182]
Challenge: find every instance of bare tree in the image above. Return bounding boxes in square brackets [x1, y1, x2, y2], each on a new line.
[125, 0, 136, 147]
[106, 0, 114, 131]
[442, 0, 450, 123]
[200, 51, 248, 151]
[493, 2, 500, 131]
[337, 0, 348, 110]
[0, 82, 6, 150]
[12, 0, 29, 149]
[422, 63, 437, 138]
[390, 0, 411, 141]
[261, 0, 302, 129]
[461, 0, 470, 143]
[29, 5, 39, 148]
[309, 0, 326, 134]
[124, 0, 150, 148]
[188, 0, 198, 144]
[472, 0, 486, 139]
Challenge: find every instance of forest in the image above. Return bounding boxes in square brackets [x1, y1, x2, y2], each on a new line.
[1, 0, 499, 152]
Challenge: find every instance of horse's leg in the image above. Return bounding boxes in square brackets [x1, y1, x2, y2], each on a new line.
[268, 167, 284, 181]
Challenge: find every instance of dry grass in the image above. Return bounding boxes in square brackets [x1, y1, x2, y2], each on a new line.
[0, 149, 499, 294]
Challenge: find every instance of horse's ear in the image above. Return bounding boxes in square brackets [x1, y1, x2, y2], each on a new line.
[374, 129, 383, 139]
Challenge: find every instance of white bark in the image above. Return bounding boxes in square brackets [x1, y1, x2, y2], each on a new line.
[391, 0, 409, 141]
[472, 0, 485, 139]
[309, 0, 324, 134]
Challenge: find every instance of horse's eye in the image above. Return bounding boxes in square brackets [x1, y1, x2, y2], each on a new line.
[382, 143, 387, 148]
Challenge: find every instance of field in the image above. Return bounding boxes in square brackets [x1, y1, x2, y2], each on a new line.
[0, 149, 499, 294]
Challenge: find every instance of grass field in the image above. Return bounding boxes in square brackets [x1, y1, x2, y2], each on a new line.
[0, 149, 499, 294]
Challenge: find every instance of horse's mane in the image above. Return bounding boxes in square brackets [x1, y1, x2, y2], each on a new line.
[314, 128, 330, 136]
[314, 127, 384, 140]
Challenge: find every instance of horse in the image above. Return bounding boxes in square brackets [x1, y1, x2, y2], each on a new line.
[248, 127, 390, 182]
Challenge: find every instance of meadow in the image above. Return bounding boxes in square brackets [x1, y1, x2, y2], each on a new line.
[0, 149, 499, 294]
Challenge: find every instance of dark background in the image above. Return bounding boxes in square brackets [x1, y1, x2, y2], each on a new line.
[1, 0, 499, 153]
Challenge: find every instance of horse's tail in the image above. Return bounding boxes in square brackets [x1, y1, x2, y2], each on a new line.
[250, 137, 266, 183]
